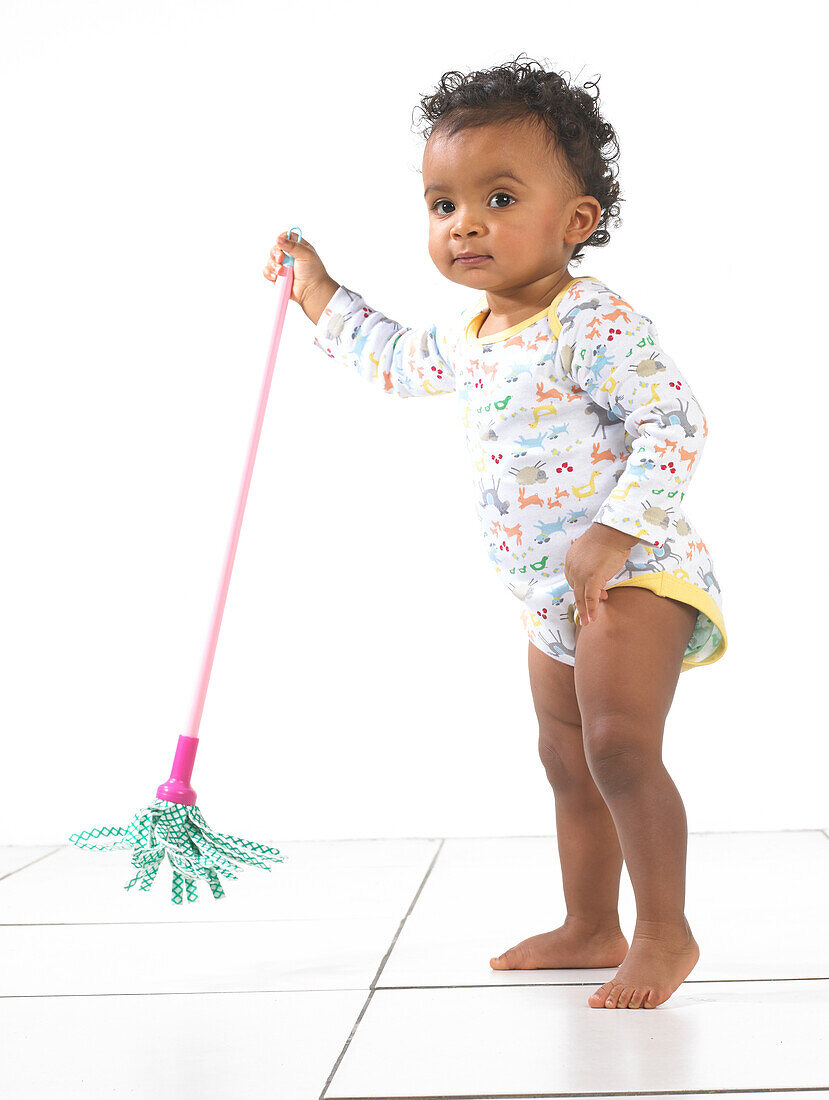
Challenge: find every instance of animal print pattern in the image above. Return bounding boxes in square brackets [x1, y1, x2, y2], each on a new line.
[313, 276, 727, 671]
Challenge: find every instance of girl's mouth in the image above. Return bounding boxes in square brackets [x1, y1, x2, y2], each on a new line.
[455, 255, 492, 266]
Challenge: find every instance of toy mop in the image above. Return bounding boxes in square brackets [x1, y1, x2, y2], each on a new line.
[68, 228, 304, 904]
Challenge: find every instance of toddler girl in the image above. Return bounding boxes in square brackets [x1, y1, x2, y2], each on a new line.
[263, 54, 727, 1011]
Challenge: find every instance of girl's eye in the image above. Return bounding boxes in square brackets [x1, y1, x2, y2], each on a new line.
[430, 192, 515, 215]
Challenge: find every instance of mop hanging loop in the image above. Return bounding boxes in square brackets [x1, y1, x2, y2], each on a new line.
[279, 226, 302, 266]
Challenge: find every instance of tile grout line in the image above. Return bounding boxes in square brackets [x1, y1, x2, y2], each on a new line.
[2, 975, 827, 1001]
[323, 1088, 829, 1099]
[0, 846, 65, 883]
[318, 838, 447, 1100]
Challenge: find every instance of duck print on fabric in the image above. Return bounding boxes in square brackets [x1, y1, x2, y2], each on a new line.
[313, 275, 727, 672]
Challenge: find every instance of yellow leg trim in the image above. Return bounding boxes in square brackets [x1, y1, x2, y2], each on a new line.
[575, 572, 728, 671]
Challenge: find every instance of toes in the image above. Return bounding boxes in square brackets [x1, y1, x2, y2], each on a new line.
[617, 986, 635, 1008]
[490, 945, 530, 970]
[628, 986, 648, 1009]
[589, 981, 615, 1007]
[604, 985, 623, 1008]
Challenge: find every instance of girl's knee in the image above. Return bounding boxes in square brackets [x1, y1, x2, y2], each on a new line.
[537, 717, 595, 793]
[582, 719, 664, 794]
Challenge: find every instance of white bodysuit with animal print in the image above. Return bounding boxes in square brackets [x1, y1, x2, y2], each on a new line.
[312, 273, 727, 671]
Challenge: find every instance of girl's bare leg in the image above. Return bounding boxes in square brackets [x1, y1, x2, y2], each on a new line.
[490, 642, 629, 971]
[573, 586, 702, 1009]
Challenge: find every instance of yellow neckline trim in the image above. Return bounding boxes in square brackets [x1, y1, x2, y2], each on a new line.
[464, 275, 598, 345]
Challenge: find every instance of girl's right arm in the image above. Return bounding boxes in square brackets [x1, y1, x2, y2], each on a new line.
[264, 233, 457, 399]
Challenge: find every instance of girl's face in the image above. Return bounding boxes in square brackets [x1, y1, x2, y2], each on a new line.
[422, 118, 601, 292]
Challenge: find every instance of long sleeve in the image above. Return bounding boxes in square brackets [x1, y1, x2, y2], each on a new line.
[558, 298, 708, 548]
[313, 284, 458, 399]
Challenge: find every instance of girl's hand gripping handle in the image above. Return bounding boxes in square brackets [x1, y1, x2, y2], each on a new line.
[263, 227, 339, 325]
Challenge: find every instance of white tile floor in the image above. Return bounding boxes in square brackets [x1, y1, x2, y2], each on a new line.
[1, 831, 827, 1099]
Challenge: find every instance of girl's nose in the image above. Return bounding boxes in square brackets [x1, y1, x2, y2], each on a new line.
[452, 219, 484, 236]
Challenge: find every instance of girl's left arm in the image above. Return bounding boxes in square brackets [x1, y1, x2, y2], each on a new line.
[558, 301, 709, 549]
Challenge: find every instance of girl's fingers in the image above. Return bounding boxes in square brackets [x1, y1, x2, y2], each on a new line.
[575, 581, 606, 625]
[263, 258, 282, 281]
[264, 248, 288, 280]
[575, 585, 589, 626]
[585, 580, 606, 623]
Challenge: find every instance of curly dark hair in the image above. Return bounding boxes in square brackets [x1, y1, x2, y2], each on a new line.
[411, 53, 623, 265]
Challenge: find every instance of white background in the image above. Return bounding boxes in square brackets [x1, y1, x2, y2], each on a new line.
[2, 0, 825, 846]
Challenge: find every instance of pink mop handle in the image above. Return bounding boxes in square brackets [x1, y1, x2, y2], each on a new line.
[156, 261, 294, 804]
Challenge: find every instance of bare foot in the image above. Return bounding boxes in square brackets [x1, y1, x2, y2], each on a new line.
[588, 918, 700, 1009]
[490, 921, 629, 971]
